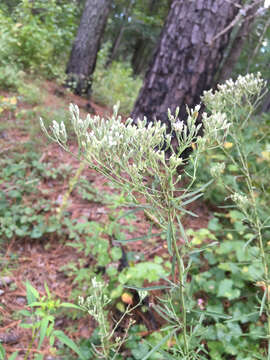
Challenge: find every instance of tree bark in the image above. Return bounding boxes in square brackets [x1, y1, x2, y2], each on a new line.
[66, 0, 110, 96]
[131, 38, 149, 75]
[131, 0, 242, 125]
[216, 0, 264, 84]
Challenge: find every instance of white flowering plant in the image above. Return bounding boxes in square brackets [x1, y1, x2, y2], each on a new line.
[41, 100, 227, 358]
[202, 72, 270, 358]
[40, 72, 267, 358]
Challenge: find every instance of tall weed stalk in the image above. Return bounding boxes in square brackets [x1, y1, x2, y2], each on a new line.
[41, 73, 266, 358]
[203, 73, 269, 358]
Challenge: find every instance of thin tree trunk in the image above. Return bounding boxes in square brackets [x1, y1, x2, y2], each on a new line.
[131, 0, 242, 125]
[131, 39, 148, 75]
[66, 0, 110, 96]
[261, 87, 270, 113]
[106, 0, 133, 67]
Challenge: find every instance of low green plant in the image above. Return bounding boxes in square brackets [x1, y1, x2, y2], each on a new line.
[0, 344, 18, 360]
[19, 281, 84, 360]
[18, 82, 44, 105]
[0, 150, 71, 241]
[0, 64, 24, 92]
[0, 95, 17, 119]
[92, 44, 142, 114]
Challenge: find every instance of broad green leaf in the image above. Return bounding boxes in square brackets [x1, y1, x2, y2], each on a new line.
[217, 279, 240, 300]
[25, 281, 39, 305]
[111, 246, 122, 261]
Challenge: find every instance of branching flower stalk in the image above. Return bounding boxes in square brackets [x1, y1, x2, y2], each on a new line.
[203, 72, 270, 358]
[79, 278, 146, 359]
[41, 90, 232, 357]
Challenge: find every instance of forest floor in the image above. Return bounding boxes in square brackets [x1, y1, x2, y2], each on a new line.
[0, 80, 213, 359]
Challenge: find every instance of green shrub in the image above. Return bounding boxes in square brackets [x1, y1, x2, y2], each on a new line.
[92, 45, 142, 114]
[0, 0, 78, 77]
[0, 65, 24, 91]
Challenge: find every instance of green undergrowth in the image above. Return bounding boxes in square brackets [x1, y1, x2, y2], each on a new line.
[0, 0, 78, 85]
[92, 43, 142, 115]
[1, 74, 270, 359]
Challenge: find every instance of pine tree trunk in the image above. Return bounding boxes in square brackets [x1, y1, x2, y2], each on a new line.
[66, 0, 110, 96]
[131, 0, 242, 125]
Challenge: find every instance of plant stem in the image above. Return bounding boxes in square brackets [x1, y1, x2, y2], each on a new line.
[247, 174, 270, 359]
[169, 209, 188, 355]
[24, 330, 37, 360]
[57, 161, 86, 220]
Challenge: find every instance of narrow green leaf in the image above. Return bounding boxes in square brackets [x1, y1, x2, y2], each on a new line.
[0, 343, 6, 360]
[38, 317, 49, 349]
[116, 206, 149, 220]
[20, 323, 34, 329]
[260, 289, 267, 316]
[8, 352, 18, 360]
[124, 284, 171, 291]
[190, 242, 219, 254]
[142, 331, 175, 360]
[53, 330, 85, 359]
[180, 192, 203, 207]
[115, 231, 165, 244]
[176, 180, 213, 200]
[177, 216, 189, 244]
[176, 206, 198, 217]
[44, 282, 51, 298]
[192, 309, 232, 319]
[166, 224, 173, 255]
[28, 302, 44, 308]
[225, 311, 259, 323]
[60, 303, 81, 310]
[34, 354, 44, 360]
[171, 253, 176, 280]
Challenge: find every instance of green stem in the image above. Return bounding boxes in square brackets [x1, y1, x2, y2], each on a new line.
[24, 329, 37, 360]
[57, 161, 86, 220]
[169, 209, 188, 355]
[246, 173, 270, 359]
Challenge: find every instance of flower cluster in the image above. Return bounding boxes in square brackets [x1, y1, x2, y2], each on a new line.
[78, 278, 111, 323]
[203, 73, 266, 115]
[202, 111, 230, 144]
[210, 162, 225, 178]
[231, 192, 249, 211]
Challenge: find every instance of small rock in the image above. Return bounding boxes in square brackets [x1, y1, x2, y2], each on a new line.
[0, 332, 20, 344]
[0, 276, 13, 287]
[16, 296, 26, 305]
